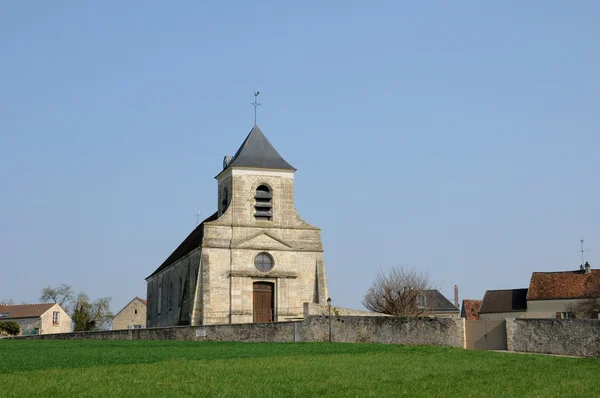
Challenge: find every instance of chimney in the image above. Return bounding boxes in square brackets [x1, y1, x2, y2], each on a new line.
[454, 285, 459, 308]
[585, 262, 591, 274]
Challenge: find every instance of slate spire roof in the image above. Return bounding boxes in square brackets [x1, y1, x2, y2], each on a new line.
[225, 124, 295, 171]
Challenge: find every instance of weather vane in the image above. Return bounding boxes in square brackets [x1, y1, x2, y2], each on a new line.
[251, 91, 261, 124]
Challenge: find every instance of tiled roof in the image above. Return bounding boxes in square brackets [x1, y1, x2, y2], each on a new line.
[479, 289, 528, 313]
[146, 212, 218, 279]
[0, 303, 55, 320]
[527, 268, 600, 300]
[137, 298, 147, 305]
[461, 299, 482, 320]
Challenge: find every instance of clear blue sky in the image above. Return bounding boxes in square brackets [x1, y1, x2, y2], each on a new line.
[1, 2, 599, 313]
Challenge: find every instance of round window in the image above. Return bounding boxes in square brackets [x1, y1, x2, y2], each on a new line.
[254, 252, 274, 272]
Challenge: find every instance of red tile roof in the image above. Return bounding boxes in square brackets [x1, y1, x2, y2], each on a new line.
[461, 300, 482, 320]
[0, 303, 55, 320]
[528, 268, 600, 300]
[136, 297, 147, 305]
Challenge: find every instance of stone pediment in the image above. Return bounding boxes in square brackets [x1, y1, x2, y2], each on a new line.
[233, 232, 293, 250]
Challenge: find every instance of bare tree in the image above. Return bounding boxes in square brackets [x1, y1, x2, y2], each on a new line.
[363, 266, 435, 317]
[566, 278, 600, 319]
[0, 299, 14, 305]
[40, 284, 75, 308]
[566, 299, 600, 319]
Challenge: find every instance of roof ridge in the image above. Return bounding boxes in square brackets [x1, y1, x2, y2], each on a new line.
[0, 302, 54, 306]
[532, 269, 598, 274]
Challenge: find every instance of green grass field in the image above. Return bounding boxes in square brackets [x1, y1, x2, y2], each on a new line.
[0, 340, 598, 397]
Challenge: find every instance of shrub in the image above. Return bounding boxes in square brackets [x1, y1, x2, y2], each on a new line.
[0, 321, 21, 336]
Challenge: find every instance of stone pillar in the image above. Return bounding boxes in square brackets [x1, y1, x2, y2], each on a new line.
[506, 318, 515, 352]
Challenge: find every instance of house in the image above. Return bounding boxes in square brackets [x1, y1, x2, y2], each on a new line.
[421, 290, 460, 318]
[460, 299, 482, 320]
[146, 124, 329, 327]
[112, 297, 147, 330]
[0, 303, 71, 335]
[526, 262, 600, 319]
[478, 289, 528, 320]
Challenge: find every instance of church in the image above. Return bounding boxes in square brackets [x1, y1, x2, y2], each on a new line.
[146, 124, 329, 326]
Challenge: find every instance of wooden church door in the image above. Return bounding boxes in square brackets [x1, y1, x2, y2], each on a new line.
[253, 282, 274, 323]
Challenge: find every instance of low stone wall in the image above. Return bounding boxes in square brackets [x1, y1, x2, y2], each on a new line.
[13, 315, 465, 348]
[303, 303, 391, 317]
[302, 315, 464, 347]
[507, 318, 600, 357]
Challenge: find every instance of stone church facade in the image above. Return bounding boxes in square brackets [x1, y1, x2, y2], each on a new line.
[146, 125, 329, 326]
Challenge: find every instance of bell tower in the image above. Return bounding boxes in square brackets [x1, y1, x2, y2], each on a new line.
[215, 124, 297, 226]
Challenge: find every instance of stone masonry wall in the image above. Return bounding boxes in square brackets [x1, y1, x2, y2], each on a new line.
[9, 317, 40, 334]
[13, 315, 465, 348]
[147, 249, 200, 327]
[507, 318, 600, 357]
[304, 303, 391, 317]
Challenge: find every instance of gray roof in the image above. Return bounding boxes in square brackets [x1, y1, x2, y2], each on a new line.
[424, 290, 460, 312]
[146, 212, 218, 279]
[226, 125, 295, 171]
[479, 288, 528, 314]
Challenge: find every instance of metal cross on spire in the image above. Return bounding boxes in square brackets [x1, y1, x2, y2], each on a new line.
[251, 91, 261, 124]
[195, 210, 201, 227]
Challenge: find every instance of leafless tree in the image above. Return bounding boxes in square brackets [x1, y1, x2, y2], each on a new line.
[40, 284, 74, 309]
[566, 278, 600, 319]
[0, 299, 14, 305]
[362, 266, 435, 317]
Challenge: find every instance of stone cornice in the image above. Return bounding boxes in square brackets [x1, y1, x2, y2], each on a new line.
[202, 243, 323, 252]
[205, 222, 320, 231]
[229, 270, 298, 279]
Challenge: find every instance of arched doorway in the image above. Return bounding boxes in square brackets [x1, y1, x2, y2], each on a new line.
[253, 282, 274, 323]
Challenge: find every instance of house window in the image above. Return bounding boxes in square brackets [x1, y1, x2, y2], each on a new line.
[254, 252, 274, 273]
[254, 185, 273, 221]
[134, 310, 138, 315]
[417, 294, 427, 309]
[158, 285, 163, 314]
[52, 311, 60, 325]
[556, 312, 575, 319]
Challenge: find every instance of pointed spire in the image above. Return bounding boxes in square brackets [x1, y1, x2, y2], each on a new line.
[226, 125, 295, 171]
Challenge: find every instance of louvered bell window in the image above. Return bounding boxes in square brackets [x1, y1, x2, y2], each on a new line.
[254, 185, 273, 221]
